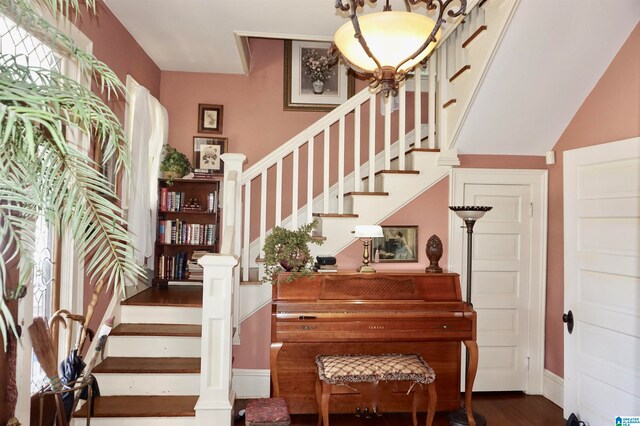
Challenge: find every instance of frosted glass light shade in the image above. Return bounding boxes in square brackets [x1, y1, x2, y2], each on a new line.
[334, 11, 441, 74]
[353, 225, 383, 238]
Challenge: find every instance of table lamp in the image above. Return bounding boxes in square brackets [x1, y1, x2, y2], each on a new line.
[353, 225, 383, 273]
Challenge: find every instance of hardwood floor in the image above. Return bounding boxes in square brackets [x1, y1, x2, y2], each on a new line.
[234, 392, 565, 426]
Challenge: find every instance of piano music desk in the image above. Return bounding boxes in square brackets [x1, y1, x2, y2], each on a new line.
[270, 272, 478, 423]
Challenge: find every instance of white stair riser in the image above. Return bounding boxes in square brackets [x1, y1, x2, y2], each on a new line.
[71, 417, 196, 426]
[120, 305, 202, 325]
[93, 373, 200, 395]
[107, 336, 201, 358]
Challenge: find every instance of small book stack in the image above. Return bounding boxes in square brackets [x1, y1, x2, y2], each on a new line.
[193, 168, 219, 179]
[186, 250, 213, 281]
[314, 256, 338, 273]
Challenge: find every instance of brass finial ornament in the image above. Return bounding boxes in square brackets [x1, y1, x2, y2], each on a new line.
[332, 0, 467, 97]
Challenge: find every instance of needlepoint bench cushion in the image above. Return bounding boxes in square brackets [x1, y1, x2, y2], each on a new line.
[316, 353, 435, 385]
[245, 397, 291, 426]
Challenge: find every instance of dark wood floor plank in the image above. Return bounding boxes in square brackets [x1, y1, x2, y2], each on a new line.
[234, 392, 564, 426]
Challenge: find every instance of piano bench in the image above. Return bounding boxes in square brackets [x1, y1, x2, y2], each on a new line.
[315, 354, 437, 426]
[245, 397, 291, 426]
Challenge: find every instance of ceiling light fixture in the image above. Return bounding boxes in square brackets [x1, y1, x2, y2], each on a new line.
[332, 0, 467, 97]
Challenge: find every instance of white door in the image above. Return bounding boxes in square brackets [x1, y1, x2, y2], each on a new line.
[563, 137, 640, 425]
[450, 169, 547, 393]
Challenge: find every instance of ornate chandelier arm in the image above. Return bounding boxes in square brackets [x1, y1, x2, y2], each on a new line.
[395, 0, 466, 75]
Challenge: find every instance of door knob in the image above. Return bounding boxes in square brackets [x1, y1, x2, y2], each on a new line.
[563, 310, 574, 334]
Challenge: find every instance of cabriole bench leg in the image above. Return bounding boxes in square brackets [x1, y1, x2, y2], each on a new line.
[426, 382, 437, 426]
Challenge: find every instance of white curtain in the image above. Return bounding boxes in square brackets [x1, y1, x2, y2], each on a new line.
[124, 75, 167, 272]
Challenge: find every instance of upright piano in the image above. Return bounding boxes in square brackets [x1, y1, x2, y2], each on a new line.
[270, 272, 478, 416]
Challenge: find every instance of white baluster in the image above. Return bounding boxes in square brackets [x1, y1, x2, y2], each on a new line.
[259, 170, 267, 260]
[398, 82, 406, 170]
[338, 116, 345, 214]
[291, 147, 299, 228]
[307, 137, 314, 223]
[242, 181, 250, 281]
[275, 159, 282, 226]
[323, 128, 330, 213]
[428, 58, 436, 149]
[368, 93, 376, 192]
[354, 105, 361, 192]
[414, 66, 422, 148]
[384, 95, 391, 170]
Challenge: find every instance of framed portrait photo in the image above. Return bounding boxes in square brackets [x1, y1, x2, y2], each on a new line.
[284, 40, 355, 112]
[193, 137, 228, 173]
[198, 104, 223, 134]
[372, 226, 419, 263]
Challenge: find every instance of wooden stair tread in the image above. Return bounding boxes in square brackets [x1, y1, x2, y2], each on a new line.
[374, 169, 420, 176]
[449, 64, 471, 82]
[111, 323, 201, 337]
[462, 25, 488, 48]
[407, 148, 440, 154]
[93, 357, 201, 374]
[312, 213, 359, 218]
[443, 99, 457, 109]
[344, 191, 389, 196]
[122, 285, 203, 307]
[75, 395, 198, 418]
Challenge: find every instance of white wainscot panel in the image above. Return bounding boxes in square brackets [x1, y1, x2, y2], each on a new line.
[578, 158, 640, 199]
[477, 309, 518, 334]
[474, 271, 519, 298]
[472, 195, 522, 223]
[474, 233, 520, 261]
[579, 270, 640, 315]
[578, 322, 640, 372]
[477, 347, 516, 370]
[579, 217, 640, 256]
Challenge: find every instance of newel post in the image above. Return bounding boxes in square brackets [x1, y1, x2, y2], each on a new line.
[195, 254, 238, 425]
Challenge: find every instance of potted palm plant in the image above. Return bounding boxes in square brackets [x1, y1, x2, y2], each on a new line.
[262, 220, 323, 284]
[0, 0, 143, 345]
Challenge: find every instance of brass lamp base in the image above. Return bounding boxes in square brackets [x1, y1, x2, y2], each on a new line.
[357, 265, 377, 273]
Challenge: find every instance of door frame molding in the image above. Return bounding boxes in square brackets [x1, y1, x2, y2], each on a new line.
[448, 168, 548, 394]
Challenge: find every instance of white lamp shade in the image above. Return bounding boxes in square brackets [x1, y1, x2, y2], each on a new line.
[334, 11, 441, 74]
[353, 225, 383, 238]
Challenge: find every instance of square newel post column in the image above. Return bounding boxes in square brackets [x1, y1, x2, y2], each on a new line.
[195, 253, 239, 426]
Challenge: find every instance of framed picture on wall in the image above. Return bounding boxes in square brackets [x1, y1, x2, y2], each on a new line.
[193, 137, 228, 173]
[372, 226, 419, 263]
[197, 104, 224, 134]
[284, 40, 355, 112]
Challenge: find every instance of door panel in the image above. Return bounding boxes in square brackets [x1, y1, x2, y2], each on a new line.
[563, 137, 640, 425]
[450, 169, 547, 394]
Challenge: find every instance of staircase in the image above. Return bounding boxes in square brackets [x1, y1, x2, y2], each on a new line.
[73, 286, 203, 425]
[73, 0, 518, 424]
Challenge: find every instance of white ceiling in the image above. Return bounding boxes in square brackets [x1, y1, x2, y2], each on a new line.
[103, 0, 639, 155]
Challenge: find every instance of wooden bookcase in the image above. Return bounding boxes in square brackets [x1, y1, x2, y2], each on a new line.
[153, 177, 222, 285]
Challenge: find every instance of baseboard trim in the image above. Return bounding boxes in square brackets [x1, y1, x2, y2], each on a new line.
[543, 369, 563, 409]
[232, 369, 270, 398]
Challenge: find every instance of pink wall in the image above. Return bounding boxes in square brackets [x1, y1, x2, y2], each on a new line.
[75, 0, 161, 334]
[544, 23, 640, 377]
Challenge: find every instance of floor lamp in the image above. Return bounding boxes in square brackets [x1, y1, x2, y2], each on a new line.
[448, 205, 492, 426]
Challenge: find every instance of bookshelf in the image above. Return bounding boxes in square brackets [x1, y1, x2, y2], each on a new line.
[153, 176, 222, 285]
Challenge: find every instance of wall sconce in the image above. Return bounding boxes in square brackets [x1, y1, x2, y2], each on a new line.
[353, 225, 383, 273]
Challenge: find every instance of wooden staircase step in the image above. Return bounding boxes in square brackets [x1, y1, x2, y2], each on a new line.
[374, 169, 420, 177]
[449, 65, 471, 82]
[343, 191, 389, 197]
[407, 148, 440, 154]
[93, 357, 200, 374]
[75, 395, 198, 418]
[312, 213, 359, 218]
[122, 286, 203, 307]
[111, 323, 201, 337]
[463, 25, 488, 48]
[443, 99, 457, 109]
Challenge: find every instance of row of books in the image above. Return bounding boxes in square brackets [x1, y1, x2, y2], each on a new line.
[158, 220, 216, 246]
[159, 188, 218, 213]
[157, 252, 188, 280]
[313, 263, 340, 273]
